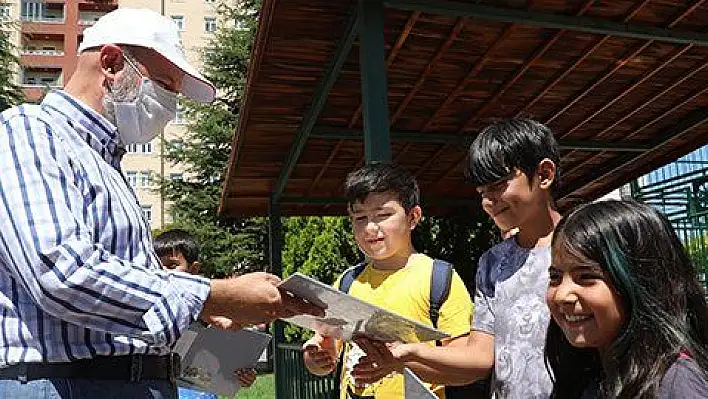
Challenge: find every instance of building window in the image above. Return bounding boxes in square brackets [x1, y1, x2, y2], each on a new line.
[0, 4, 11, 20]
[173, 102, 185, 124]
[171, 15, 184, 31]
[169, 173, 183, 181]
[126, 171, 137, 188]
[139, 171, 151, 188]
[169, 139, 184, 151]
[22, 68, 62, 87]
[141, 142, 153, 154]
[141, 205, 152, 223]
[21, 0, 63, 22]
[126, 142, 153, 154]
[204, 16, 217, 33]
[234, 19, 248, 31]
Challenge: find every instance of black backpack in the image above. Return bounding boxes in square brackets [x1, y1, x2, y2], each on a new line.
[338, 259, 490, 399]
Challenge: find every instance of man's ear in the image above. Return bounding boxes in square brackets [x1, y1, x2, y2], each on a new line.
[408, 205, 422, 230]
[537, 158, 556, 190]
[99, 44, 124, 82]
[188, 261, 200, 275]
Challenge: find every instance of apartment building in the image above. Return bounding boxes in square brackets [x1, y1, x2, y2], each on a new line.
[3, 0, 224, 228]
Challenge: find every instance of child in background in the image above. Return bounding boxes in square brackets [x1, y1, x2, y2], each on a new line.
[546, 200, 708, 398]
[154, 229, 258, 398]
[302, 163, 473, 398]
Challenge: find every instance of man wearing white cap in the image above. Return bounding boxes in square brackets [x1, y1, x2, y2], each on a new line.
[0, 8, 320, 398]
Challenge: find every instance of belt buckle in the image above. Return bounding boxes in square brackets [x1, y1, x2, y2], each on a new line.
[168, 352, 181, 384]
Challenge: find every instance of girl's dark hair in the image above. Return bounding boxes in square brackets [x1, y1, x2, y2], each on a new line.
[343, 163, 419, 212]
[546, 200, 708, 398]
[466, 118, 560, 195]
[153, 229, 200, 264]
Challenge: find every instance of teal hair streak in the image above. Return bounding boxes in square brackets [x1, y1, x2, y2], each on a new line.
[598, 230, 693, 357]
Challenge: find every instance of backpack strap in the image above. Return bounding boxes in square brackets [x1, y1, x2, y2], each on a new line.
[338, 262, 367, 293]
[429, 259, 454, 329]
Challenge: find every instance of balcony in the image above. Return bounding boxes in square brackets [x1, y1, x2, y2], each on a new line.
[20, 14, 64, 24]
[21, 48, 65, 56]
[21, 1, 65, 24]
[21, 67, 63, 89]
[20, 35, 65, 66]
[78, 11, 108, 26]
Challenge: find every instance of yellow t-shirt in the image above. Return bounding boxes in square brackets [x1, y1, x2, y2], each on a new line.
[337, 253, 473, 399]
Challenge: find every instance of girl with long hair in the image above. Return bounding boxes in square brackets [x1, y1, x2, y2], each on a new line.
[545, 200, 708, 398]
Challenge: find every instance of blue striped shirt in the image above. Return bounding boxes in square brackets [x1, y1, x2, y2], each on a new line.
[0, 91, 211, 365]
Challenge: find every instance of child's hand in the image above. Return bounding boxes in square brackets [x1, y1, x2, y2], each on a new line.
[302, 335, 338, 376]
[235, 368, 257, 388]
[351, 336, 404, 385]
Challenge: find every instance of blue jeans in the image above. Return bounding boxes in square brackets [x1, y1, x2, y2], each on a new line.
[0, 378, 177, 399]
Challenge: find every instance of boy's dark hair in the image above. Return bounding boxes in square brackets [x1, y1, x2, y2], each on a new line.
[153, 229, 200, 264]
[344, 163, 419, 212]
[465, 118, 560, 195]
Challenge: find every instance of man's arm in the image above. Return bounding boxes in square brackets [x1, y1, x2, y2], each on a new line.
[0, 114, 319, 346]
[200, 273, 322, 330]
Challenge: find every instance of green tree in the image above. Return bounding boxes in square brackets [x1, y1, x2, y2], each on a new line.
[0, 25, 23, 111]
[281, 216, 360, 342]
[159, 0, 266, 278]
[413, 209, 499, 292]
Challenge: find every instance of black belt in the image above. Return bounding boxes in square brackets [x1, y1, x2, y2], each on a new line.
[0, 354, 180, 383]
[347, 386, 375, 399]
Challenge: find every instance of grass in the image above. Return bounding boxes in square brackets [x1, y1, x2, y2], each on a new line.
[219, 373, 275, 399]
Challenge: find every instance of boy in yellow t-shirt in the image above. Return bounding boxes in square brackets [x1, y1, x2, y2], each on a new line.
[302, 163, 473, 399]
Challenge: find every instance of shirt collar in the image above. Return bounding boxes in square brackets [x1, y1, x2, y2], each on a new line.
[41, 90, 124, 167]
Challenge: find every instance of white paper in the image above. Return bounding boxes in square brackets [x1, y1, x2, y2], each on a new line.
[404, 368, 438, 399]
[176, 325, 271, 396]
[278, 273, 449, 343]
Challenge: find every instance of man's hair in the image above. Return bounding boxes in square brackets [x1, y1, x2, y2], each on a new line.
[343, 163, 419, 212]
[153, 229, 199, 264]
[465, 118, 560, 195]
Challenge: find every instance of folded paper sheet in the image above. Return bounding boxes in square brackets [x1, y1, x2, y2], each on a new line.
[279, 273, 449, 343]
[175, 325, 271, 396]
[404, 368, 438, 399]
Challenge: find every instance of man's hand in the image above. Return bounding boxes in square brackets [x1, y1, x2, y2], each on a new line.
[350, 336, 405, 385]
[199, 272, 324, 328]
[302, 335, 339, 376]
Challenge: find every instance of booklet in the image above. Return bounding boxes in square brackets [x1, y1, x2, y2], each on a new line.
[404, 368, 438, 399]
[174, 324, 272, 396]
[278, 272, 449, 343]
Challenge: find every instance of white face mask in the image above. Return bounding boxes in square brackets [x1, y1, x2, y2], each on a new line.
[113, 77, 177, 145]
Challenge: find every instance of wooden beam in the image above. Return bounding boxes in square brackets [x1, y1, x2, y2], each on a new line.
[310, 128, 652, 152]
[561, 79, 708, 182]
[515, 0, 650, 117]
[307, 12, 420, 198]
[347, 11, 420, 128]
[559, 107, 708, 201]
[359, 0, 392, 163]
[458, 0, 597, 133]
[546, 1, 703, 126]
[384, 0, 708, 46]
[272, 9, 359, 201]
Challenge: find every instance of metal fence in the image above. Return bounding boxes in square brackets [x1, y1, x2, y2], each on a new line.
[631, 166, 708, 291]
[275, 343, 339, 399]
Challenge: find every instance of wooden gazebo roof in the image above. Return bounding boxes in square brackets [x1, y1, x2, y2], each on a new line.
[220, 0, 708, 217]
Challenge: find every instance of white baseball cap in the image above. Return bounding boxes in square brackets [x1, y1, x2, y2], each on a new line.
[78, 8, 216, 103]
